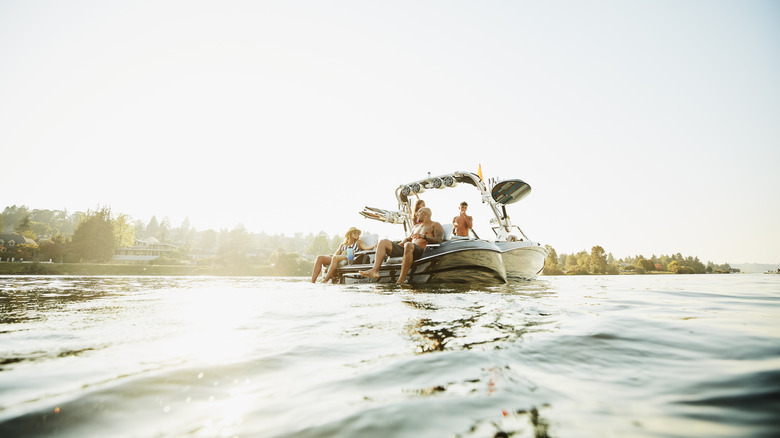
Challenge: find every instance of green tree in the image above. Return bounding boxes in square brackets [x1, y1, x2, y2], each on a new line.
[68, 208, 115, 262]
[113, 214, 135, 247]
[173, 217, 193, 244]
[708, 261, 732, 273]
[564, 251, 591, 275]
[133, 219, 147, 238]
[216, 224, 250, 268]
[307, 232, 332, 256]
[543, 245, 564, 275]
[636, 258, 655, 272]
[270, 250, 307, 276]
[574, 250, 591, 274]
[38, 234, 68, 262]
[686, 256, 706, 274]
[564, 253, 578, 273]
[330, 234, 343, 252]
[2, 205, 30, 232]
[590, 245, 607, 274]
[667, 260, 694, 274]
[31, 221, 53, 237]
[198, 229, 218, 251]
[30, 209, 55, 225]
[15, 214, 34, 237]
[158, 217, 171, 242]
[57, 210, 82, 235]
[146, 216, 160, 240]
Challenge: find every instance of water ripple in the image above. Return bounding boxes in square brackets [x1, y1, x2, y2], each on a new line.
[0, 274, 778, 437]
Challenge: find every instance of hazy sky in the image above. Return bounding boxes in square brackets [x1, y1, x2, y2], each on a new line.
[2, 1, 779, 264]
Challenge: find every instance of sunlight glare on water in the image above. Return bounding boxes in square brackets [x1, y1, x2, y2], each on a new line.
[163, 285, 260, 364]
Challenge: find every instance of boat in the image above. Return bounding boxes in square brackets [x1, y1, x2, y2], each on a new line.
[330, 171, 548, 284]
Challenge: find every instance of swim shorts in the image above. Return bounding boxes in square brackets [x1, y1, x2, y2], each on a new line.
[389, 241, 424, 260]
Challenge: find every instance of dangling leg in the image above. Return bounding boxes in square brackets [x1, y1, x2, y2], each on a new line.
[323, 255, 347, 283]
[359, 239, 393, 279]
[396, 242, 416, 284]
[311, 255, 331, 283]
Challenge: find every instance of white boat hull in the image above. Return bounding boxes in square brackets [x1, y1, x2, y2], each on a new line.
[339, 239, 546, 285]
[496, 241, 548, 281]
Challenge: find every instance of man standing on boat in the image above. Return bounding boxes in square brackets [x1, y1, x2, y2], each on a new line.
[359, 207, 444, 284]
[452, 202, 473, 237]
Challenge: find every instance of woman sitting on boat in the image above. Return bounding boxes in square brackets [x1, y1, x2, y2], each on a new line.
[311, 227, 377, 283]
[413, 199, 425, 224]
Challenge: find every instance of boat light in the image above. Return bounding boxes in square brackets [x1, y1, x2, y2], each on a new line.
[401, 185, 412, 196]
[442, 175, 457, 188]
[409, 182, 424, 194]
[427, 178, 443, 189]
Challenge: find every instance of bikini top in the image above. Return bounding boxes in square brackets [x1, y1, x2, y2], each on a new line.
[339, 241, 360, 254]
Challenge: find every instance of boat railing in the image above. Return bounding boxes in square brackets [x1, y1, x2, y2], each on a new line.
[491, 224, 530, 242]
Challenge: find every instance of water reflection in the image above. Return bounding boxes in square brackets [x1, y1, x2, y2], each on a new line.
[0, 276, 182, 324]
[401, 282, 558, 355]
[1, 275, 775, 436]
[456, 405, 552, 438]
[0, 276, 264, 382]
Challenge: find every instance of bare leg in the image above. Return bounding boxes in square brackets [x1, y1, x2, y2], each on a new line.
[311, 255, 332, 283]
[323, 255, 347, 283]
[396, 242, 416, 284]
[360, 239, 393, 279]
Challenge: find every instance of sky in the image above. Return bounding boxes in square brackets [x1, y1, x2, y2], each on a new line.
[1, 1, 779, 264]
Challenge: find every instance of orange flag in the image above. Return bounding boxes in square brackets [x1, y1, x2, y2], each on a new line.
[477, 164, 484, 181]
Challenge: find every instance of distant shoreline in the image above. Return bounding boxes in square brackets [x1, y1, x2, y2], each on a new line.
[0, 262, 280, 277]
[0, 261, 756, 277]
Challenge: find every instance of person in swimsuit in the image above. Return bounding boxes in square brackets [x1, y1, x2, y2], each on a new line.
[359, 207, 444, 284]
[452, 201, 473, 237]
[311, 227, 376, 283]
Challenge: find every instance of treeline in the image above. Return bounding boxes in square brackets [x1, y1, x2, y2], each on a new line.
[543, 245, 735, 275]
[3, 205, 736, 277]
[1, 205, 345, 276]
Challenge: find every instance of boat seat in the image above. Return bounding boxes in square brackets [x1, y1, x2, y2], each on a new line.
[441, 224, 454, 241]
[360, 233, 378, 248]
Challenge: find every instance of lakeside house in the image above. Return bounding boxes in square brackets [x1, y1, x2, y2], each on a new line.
[0, 234, 38, 249]
[112, 237, 178, 265]
[0, 233, 38, 261]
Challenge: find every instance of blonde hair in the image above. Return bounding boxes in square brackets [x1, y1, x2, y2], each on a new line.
[343, 227, 361, 245]
[413, 199, 426, 224]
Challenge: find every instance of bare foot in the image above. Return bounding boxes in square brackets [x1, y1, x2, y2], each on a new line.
[359, 270, 380, 279]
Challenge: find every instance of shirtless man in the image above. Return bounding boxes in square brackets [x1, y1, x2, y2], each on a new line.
[359, 207, 444, 284]
[452, 202, 473, 237]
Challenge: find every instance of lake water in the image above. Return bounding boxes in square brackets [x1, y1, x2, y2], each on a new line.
[0, 275, 778, 437]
